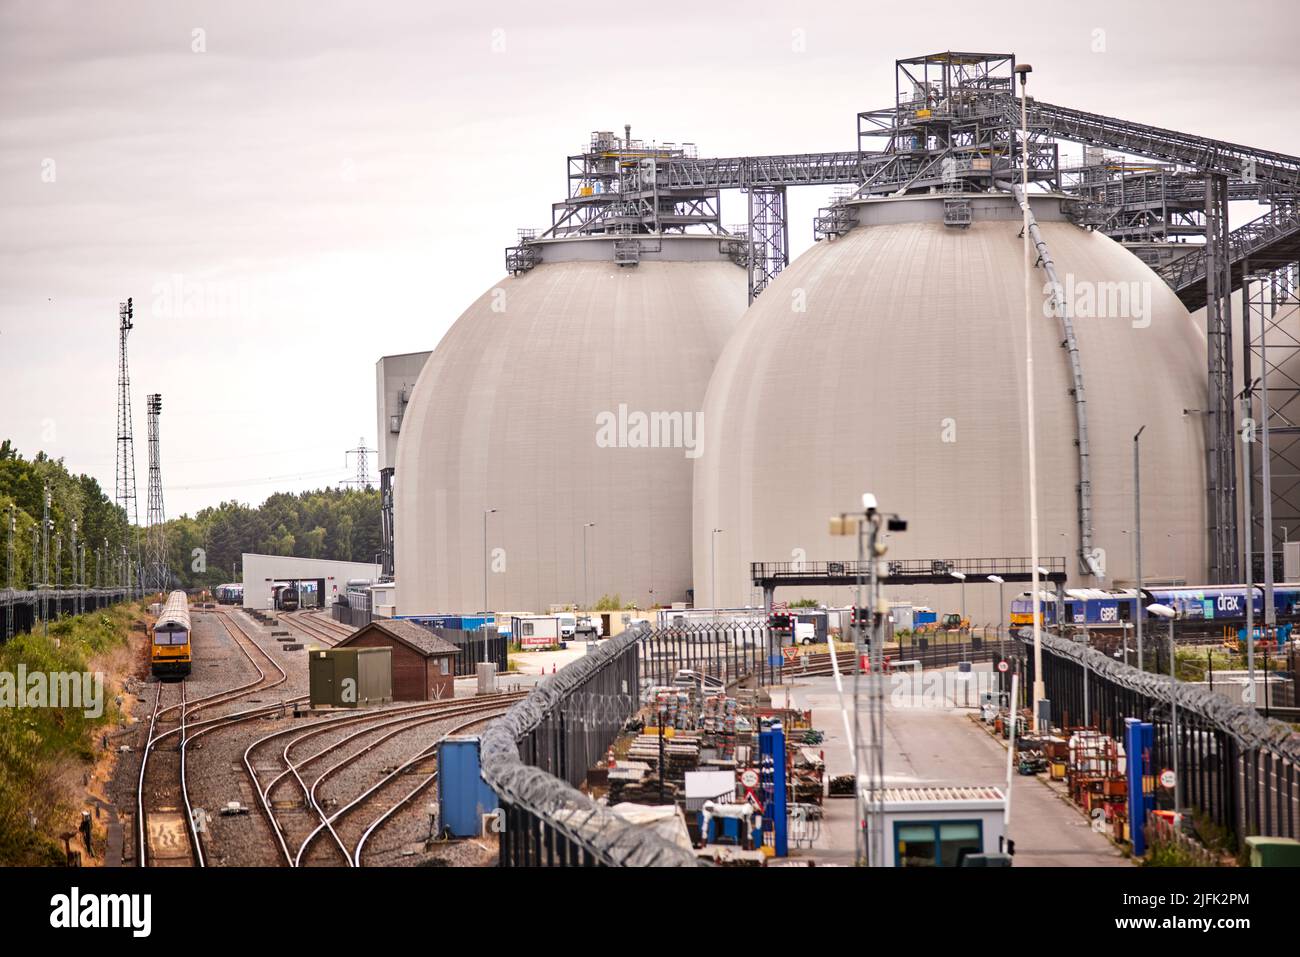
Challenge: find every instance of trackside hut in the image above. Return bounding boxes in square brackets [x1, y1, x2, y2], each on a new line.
[336, 619, 459, 700]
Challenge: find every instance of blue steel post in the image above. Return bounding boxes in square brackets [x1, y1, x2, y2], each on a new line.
[759, 720, 788, 857]
[1125, 718, 1154, 857]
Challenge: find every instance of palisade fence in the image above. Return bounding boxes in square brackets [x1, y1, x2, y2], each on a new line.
[1018, 628, 1300, 851]
[1, 587, 132, 642]
[331, 600, 372, 629]
[639, 619, 774, 687]
[481, 620, 773, 867]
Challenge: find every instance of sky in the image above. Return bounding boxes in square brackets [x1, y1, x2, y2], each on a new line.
[1, 0, 1298, 517]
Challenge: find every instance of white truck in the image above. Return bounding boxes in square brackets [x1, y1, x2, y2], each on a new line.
[557, 613, 577, 640]
[794, 621, 817, 645]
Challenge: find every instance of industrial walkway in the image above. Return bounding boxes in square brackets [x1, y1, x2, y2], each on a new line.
[777, 668, 1131, 867]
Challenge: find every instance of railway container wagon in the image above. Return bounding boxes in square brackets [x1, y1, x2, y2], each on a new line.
[1009, 585, 1300, 637]
[152, 590, 192, 677]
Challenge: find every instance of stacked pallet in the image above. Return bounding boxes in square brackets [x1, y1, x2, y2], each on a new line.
[607, 760, 681, 805]
[652, 690, 693, 730]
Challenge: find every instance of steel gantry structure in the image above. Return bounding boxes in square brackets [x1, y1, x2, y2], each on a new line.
[504, 52, 1300, 580]
[115, 297, 140, 597]
[144, 393, 168, 595]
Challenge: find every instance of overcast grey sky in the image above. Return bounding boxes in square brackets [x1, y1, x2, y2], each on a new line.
[2, 0, 1297, 517]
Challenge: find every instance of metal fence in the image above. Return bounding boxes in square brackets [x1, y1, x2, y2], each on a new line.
[481, 622, 701, 867]
[638, 621, 774, 688]
[1, 587, 132, 642]
[1017, 627, 1300, 851]
[482, 619, 1018, 866]
[331, 601, 372, 629]
[438, 628, 508, 677]
[892, 635, 1018, 670]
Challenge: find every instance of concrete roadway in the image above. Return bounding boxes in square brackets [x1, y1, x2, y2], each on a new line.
[775, 666, 1131, 867]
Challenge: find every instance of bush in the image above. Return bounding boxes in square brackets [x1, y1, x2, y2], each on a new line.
[0, 605, 135, 865]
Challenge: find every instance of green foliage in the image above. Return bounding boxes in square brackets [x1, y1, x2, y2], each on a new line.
[0, 440, 127, 589]
[789, 597, 819, 608]
[0, 439, 381, 594]
[0, 605, 134, 865]
[593, 594, 622, 611]
[166, 487, 380, 590]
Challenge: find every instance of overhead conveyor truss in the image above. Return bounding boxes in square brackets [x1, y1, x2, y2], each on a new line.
[1021, 99, 1300, 192]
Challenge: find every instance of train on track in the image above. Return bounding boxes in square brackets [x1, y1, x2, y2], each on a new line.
[151, 590, 192, 677]
[215, 583, 243, 605]
[1010, 584, 1300, 640]
[272, 582, 299, 612]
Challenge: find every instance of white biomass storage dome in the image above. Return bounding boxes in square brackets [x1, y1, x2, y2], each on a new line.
[692, 193, 1209, 620]
[396, 235, 745, 615]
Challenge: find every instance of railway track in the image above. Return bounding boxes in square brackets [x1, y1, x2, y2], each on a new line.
[136, 679, 192, 867]
[281, 610, 347, 646]
[135, 607, 303, 867]
[350, 708, 507, 867]
[245, 693, 524, 867]
[138, 604, 525, 867]
[303, 610, 353, 639]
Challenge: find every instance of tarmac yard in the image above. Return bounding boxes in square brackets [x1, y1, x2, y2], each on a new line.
[774, 666, 1132, 867]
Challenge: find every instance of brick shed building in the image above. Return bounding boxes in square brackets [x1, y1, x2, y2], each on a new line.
[336, 619, 459, 701]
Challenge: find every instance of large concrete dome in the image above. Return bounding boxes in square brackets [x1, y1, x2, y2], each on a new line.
[692, 193, 1209, 622]
[397, 235, 745, 615]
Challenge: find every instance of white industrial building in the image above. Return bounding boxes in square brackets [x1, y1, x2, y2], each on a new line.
[693, 192, 1208, 624]
[240, 553, 381, 610]
[393, 234, 744, 617]
[376, 351, 431, 582]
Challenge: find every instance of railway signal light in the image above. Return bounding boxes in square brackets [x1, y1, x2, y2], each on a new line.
[768, 612, 792, 631]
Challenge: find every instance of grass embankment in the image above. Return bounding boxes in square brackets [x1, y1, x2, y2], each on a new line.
[0, 603, 144, 865]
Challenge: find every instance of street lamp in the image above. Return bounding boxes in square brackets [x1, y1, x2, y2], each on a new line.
[1239, 379, 1260, 696]
[1134, 425, 1146, 673]
[988, 575, 1005, 637]
[1147, 602, 1183, 817]
[950, 571, 967, 626]
[1012, 59, 1046, 731]
[482, 508, 497, 663]
[582, 522, 596, 612]
[710, 528, 724, 618]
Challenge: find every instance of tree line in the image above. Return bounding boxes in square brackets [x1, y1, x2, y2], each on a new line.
[0, 440, 381, 593]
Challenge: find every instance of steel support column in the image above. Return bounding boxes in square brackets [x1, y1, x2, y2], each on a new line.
[746, 186, 788, 303]
[1205, 175, 1239, 582]
[1246, 264, 1300, 578]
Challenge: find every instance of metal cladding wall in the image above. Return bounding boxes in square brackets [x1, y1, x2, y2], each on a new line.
[395, 239, 745, 616]
[692, 194, 1209, 622]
